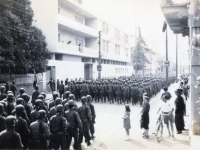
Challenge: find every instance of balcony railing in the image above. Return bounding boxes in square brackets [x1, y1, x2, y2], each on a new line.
[58, 15, 98, 38]
[58, 43, 98, 57]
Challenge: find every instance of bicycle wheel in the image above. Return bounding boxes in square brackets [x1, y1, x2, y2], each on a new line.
[156, 123, 163, 142]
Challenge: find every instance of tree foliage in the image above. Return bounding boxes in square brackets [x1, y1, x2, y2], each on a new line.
[131, 27, 152, 73]
[0, 0, 50, 74]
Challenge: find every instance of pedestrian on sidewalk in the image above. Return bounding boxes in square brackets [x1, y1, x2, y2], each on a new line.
[157, 95, 175, 138]
[174, 89, 185, 134]
[140, 96, 150, 139]
[161, 86, 172, 100]
[123, 104, 131, 141]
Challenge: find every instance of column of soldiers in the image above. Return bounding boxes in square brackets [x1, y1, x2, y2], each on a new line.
[0, 84, 96, 150]
[0, 75, 176, 149]
[59, 76, 176, 106]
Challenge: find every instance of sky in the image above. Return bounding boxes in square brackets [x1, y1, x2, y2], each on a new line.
[82, 0, 190, 73]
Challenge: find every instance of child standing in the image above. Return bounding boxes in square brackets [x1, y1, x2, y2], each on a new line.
[123, 104, 131, 141]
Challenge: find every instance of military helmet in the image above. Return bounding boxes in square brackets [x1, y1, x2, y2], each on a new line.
[19, 88, 25, 94]
[7, 91, 13, 94]
[56, 104, 63, 112]
[37, 110, 46, 119]
[5, 115, 16, 128]
[16, 104, 25, 115]
[68, 100, 75, 106]
[65, 91, 71, 98]
[38, 95, 44, 100]
[34, 99, 43, 107]
[21, 93, 30, 102]
[81, 96, 87, 103]
[86, 95, 92, 102]
[68, 94, 75, 100]
[7, 93, 14, 98]
[53, 91, 59, 97]
[55, 98, 62, 105]
[16, 98, 24, 105]
[40, 92, 46, 99]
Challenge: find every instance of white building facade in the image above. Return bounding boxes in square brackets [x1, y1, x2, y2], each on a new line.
[31, 0, 133, 86]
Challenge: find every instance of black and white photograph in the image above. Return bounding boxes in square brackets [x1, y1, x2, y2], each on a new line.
[0, 0, 198, 149]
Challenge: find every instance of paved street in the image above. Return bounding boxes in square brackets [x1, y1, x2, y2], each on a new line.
[72, 82, 190, 150]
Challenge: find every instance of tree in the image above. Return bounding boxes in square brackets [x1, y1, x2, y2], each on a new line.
[0, 0, 50, 74]
[131, 27, 152, 74]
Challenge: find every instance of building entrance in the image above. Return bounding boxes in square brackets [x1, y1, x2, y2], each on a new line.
[84, 64, 93, 80]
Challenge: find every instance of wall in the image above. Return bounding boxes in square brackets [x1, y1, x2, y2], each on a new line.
[31, 0, 58, 52]
[48, 60, 84, 81]
[62, 55, 82, 62]
[85, 18, 97, 30]
[85, 38, 98, 49]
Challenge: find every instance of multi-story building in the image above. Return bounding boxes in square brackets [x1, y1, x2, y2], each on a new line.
[31, 0, 133, 86]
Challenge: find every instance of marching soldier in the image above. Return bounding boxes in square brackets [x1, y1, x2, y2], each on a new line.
[107, 80, 114, 104]
[115, 81, 122, 104]
[99, 81, 106, 103]
[49, 104, 68, 150]
[80, 81, 88, 97]
[0, 116, 23, 149]
[86, 95, 96, 139]
[15, 105, 30, 149]
[64, 100, 82, 150]
[123, 83, 130, 104]
[78, 96, 92, 146]
[29, 110, 50, 149]
[22, 93, 32, 120]
[49, 91, 59, 111]
[58, 80, 65, 98]
[0, 86, 7, 101]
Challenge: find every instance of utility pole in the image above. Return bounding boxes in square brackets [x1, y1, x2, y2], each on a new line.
[176, 35, 178, 80]
[163, 21, 168, 85]
[98, 31, 101, 79]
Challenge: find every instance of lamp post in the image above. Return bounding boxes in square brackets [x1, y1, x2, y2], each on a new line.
[162, 21, 168, 85]
[98, 31, 101, 79]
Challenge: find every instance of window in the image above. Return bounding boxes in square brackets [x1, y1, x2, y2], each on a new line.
[58, 34, 60, 42]
[58, 8, 60, 14]
[55, 54, 63, 60]
[115, 68, 117, 73]
[115, 44, 118, 54]
[125, 48, 128, 56]
[125, 34, 128, 42]
[76, 16, 83, 24]
[118, 45, 120, 55]
[102, 22, 108, 34]
[106, 41, 109, 52]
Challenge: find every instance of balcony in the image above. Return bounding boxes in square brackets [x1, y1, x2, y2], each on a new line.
[58, 15, 98, 38]
[57, 43, 98, 58]
[160, 0, 189, 36]
[57, 43, 130, 62]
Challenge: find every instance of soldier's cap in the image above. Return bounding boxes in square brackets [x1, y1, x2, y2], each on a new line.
[16, 98, 24, 103]
[55, 98, 62, 105]
[16, 104, 25, 115]
[35, 99, 43, 106]
[65, 91, 71, 95]
[7, 93, 14, 98]
[53, 91, 58, 95]
[56, 104, 63, 112]
[40, 92, 46, 99]
[7, 91, 13, 94]
[69, 94, 75, 100]
[68, 100, 75, 106]
[37, 110, 46, 119]
[19, 88, 25, 93]
[5, 115, 16, 127]
[81, 96, 87, 103]
[38, 95, 44, 100]
[86, 95, 92, 102]
[0, 86, 5, 90]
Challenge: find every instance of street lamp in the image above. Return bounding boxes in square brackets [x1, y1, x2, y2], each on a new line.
[162, 21, 168, 85]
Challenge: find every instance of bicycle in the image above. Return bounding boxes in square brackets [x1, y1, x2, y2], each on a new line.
[155, 112, 169, 143]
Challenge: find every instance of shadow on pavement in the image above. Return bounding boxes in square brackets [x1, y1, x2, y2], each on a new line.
[146, 136, 174, 148]
[129, 139, 147, 148]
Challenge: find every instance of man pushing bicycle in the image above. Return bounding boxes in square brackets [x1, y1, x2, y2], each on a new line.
[157, 95, 175, 138]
